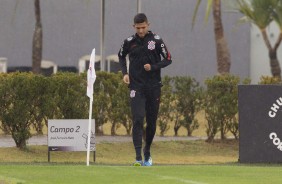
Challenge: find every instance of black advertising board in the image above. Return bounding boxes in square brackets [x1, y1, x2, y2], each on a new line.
[239, 85, 282, 163]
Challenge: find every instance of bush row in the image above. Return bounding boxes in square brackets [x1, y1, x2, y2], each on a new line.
[0, 72, 248, 149]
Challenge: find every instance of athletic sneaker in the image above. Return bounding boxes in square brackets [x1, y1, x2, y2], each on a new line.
[144, 157, 153, 166]
[133, 160, 143, 166]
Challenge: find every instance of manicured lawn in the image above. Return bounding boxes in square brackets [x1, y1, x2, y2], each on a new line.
[0, 164, 281, 184]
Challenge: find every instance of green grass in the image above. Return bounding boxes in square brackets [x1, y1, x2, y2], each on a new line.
[0, 113, 252, 184]
[0, 140, 281, 184]
[0, 140, 238, 164]
[0, 164, 282, 184]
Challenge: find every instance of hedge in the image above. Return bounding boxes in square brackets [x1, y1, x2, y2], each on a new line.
[0, 72, 246, 149]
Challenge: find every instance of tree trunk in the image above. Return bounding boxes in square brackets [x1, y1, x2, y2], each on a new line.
[174, 126, 179, 136]
[269, 50, 281, 79]
[110, 121, 116, 136]
[261, 30, 282, 79]
[173, 117, 181, 136]
[126, 128, 131, 135]
[212, 0, 231, 74]
[95, 123, 104, 135]
[220, 121, 226, 140]
[32, 0, 42, 74]
[12, 133, 27, 150]
[187, 125, 192, 136]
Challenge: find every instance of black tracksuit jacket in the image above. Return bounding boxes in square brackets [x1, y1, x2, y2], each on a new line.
[118, 31, 172, 90]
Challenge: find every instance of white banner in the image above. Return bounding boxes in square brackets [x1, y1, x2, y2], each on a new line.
[87, 48, 96, 99]
[48, 119, 95, 152]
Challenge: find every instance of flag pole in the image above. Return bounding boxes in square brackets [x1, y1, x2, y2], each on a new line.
[86, 98, 93, 166]
[86, 48, 96, 166]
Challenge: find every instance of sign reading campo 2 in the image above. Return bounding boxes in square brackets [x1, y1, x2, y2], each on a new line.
[48, 119, 95, 152]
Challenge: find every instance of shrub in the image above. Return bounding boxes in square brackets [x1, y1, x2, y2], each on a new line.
[259, 76, 281, 84]
[50, 72, 88, 119]
[158, 76, 174, 136]
[92, 71, 115, 135]
[29, 74, 55, 134]
[204, 74, 240, 142]
[174, 76, 202, 136]
[0, 73, 39, 149]
[103, 72, 125, 135]
[114, 73, 132, 135]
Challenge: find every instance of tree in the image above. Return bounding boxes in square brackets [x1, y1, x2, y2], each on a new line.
[193, 0, 231, 74]
[32, 0, 42, 74]
[236, 0, 282, 79]
[14, 0, 42, 73]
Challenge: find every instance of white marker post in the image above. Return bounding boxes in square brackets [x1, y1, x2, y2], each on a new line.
[86, 48, 96, 166]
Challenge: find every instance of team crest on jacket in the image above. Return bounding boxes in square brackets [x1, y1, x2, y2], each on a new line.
[148, 41, 156, 50]
[130, 90, 136, 98]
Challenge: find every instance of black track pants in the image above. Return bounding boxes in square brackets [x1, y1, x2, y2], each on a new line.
[130, 87, 161, 161]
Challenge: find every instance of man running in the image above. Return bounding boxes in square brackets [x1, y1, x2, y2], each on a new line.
[118, 13, 172, 166]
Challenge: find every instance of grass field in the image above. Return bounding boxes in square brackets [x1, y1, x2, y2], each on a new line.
[0, 139, 281, 184]
[0, 164, 282, 184]
[0, 111, 277, 184]
[0, 140, 238, 164]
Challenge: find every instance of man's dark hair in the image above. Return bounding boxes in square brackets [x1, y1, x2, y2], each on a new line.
[134, 13, 148, 24]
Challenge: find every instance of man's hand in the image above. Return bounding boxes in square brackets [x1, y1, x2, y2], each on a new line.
[123, 74, 130, 84]
[144, 64, 151, 71]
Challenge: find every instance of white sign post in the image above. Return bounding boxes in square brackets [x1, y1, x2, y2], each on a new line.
[47, 119, 95, 162]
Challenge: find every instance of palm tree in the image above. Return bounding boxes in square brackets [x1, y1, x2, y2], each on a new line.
[32, 0, 42, 74]
[236, 0, 282, 79]
[14, 0, 42, 74]
[193, 0, 231, 74]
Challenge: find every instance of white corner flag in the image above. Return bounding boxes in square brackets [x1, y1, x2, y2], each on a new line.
[87, 48, 97, 99]
[86, 48, 96, 166]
